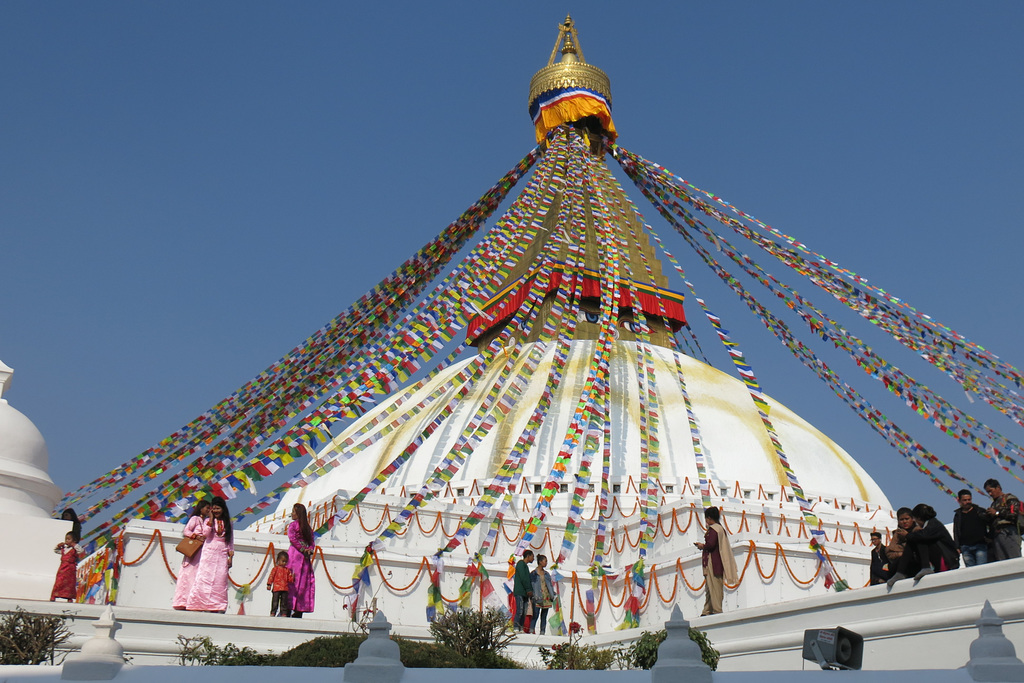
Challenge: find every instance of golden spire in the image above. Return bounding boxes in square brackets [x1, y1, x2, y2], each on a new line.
[532, 16, 610, 141]
[548, 14, 582, 65]
[528, 15, 613, 120]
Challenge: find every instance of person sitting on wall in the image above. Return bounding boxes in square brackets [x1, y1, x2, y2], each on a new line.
[695, 506, 738, 616]
[952, 489, 991, 567]
[60, 508, 83, 541]
[984, 478, 1022, 561]
[869, 531, 890, 585]
[889, 503, 959, 585]
[885, 507, 920, 588]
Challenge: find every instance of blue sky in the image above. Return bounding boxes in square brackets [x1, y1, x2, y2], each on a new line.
[2, 3, 1022, 520]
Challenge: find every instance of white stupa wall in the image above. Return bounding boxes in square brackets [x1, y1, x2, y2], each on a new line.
[111, 491, 891, 631]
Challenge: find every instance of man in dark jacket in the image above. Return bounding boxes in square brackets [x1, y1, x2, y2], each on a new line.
[869, 531, 889, 584]
[952, 489, 990, 566]
[512, 550, 534, 632]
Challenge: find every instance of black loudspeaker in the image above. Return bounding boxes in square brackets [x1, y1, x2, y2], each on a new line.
[802, 627, 864, 670]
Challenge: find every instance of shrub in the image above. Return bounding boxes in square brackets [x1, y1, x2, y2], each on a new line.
[539, 642, 618, 670]
[470, 650, 523, 669]
[275, 634, 363, 667]
[176, 613, 526, 669]
[625, 628, 719, 671]
[428, 608, 518, 667]
[176, 635, 276, 666]
[538, 621, 618, 670]
[0, 609, 73, 665]
[394, 637, 475, 668]
[274, 633, 500, 669]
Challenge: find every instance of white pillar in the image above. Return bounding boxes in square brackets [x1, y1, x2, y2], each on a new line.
[344, 610, 405, 683]
[61, 607, 125, 680]
[966, 600, 1024, 682]
[651, 605, 712, 683]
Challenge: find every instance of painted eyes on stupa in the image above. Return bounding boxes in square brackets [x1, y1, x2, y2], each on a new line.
[576, 310, 645, 334]
[620, 320, 642, 333]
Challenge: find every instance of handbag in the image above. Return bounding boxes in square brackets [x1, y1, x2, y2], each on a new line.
[176, 536, 203, 558]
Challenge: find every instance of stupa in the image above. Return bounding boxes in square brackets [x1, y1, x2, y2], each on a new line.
[230, 16, 894, 629]
[59, 17, 1023, 656]
[0, 361, 73, 600]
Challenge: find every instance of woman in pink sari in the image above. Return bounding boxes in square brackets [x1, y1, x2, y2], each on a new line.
[287, 503, 316, 618]
[186, 497, 234, 613]
[172, 499, 210, 610]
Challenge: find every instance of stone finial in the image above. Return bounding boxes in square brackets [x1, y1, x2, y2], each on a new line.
[344, 610, 405, 683]
[651, 605, 711, 683]
[967, 601, 1024, 682]
[61, 606, 125, 680]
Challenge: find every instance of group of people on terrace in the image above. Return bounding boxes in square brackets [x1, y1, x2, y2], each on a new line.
[171, 499, 316, 616]
[511, 505, 739, 628]
[869, 478, 1022, 588]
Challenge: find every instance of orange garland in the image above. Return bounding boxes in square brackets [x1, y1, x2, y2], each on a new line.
[123, 526, 860, 595]
[114, 513, 866, 619]
[315, 546, 355, 591]
[228, 543, 276, 588]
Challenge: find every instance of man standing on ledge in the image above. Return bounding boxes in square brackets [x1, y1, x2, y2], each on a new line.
[512, 550, 534, 632]
[985, 478, 1022, 561]
[953, 489, 991, 566]
[695, 506, 738, 616]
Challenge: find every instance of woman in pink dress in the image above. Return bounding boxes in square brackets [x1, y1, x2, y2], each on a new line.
[186, 496, 234, 613]
[172, 499, 210, 610]
[287, 503, 316, 618]
[50, 531, 83, 601]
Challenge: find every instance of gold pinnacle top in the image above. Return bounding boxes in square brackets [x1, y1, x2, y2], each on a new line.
[528, 15, 612, 108]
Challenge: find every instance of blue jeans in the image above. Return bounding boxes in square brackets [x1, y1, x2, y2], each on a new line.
[535, 605, 549, 634]
[514, 594, 528, 630]
[960, 543, 988, 567]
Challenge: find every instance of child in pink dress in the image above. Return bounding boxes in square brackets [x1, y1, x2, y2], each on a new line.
[51, 532, 83, 602]
[185, 497, 234, 613]
[172, 500, 210, 610]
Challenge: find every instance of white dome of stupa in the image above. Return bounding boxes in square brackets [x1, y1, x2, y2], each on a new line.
[273, 341, 889, 517]
[0, 361, 62, 517]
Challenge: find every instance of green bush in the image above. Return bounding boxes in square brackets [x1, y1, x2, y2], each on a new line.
[394, 637, 475, 668]
[176, 612, 526, 669]
[428, 608, 519, 668]
[269, 633, 498, 669]
[470, 650, 523, 669]
[275, 634, 365, 667]
[176, 635, 276, 666]
[625, 628, 719, 671]
[0, 609, 73, 665]
[539, 642, 618, 670]
[538, 621, 618, 670]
